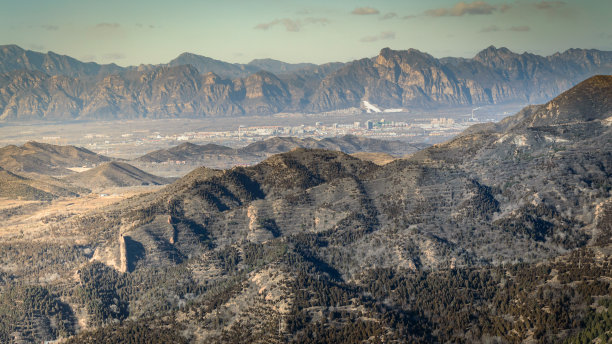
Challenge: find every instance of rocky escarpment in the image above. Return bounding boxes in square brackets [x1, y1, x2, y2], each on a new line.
[0, 45, 610, 120]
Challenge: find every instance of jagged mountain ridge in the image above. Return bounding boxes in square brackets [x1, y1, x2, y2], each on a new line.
[0, 44, 124, 78]
[0, 45, 610, 120]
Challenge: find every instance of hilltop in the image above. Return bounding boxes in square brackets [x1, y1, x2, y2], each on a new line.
[63, 161, 172, 190]
[0, 141, 110, 176]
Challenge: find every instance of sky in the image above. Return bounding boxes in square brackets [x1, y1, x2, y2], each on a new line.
[1, 0, 610, 66]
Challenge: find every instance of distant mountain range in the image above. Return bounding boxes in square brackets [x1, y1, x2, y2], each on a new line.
[0, 44, 610, 121]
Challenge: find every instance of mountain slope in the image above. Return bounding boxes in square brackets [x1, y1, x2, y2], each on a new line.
[0, 141, 111, 175]
[0, 166, 84, 200]
[415, 75, 612, 163]
[63, 161, 172, 189]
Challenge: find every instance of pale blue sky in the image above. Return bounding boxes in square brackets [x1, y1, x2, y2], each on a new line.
[1, 0, 610, 65]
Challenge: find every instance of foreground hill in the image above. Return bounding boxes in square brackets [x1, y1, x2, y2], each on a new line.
[63, 162, 173, 190]
[0, 76, 610, 343]
[0, 141, 111, 176]
[0, 45, 610, 120]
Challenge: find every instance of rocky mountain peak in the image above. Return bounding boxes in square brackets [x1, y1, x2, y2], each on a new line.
[475, 45, 513, 58]
[0, 44, 25, 56]
[168, 52, 258, 79]
[513, 75, 612, 129]
[376, 47, 437, 69]
[473, 45, 518, 64]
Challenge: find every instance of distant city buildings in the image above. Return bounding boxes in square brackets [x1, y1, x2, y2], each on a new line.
[80, 114, 485, 155]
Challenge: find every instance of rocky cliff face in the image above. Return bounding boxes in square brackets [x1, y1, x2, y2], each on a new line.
[0, 45, 610, 120]
[307, 47, 612, 112]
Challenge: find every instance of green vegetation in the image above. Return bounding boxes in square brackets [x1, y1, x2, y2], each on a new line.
[0, 285, 74, 342]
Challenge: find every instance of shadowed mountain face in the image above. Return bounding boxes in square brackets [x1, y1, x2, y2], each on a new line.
[0, 45, 610, 120]
[0, 141, 111, 176]
[63, 161, 172, 190]
[24, 75, 605, 342]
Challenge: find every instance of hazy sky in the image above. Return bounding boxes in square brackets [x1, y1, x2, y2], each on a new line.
[1, 0, 610, 66]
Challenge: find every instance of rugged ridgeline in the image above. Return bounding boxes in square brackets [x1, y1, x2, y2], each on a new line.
[0, 44, 610, 120]
[134, 135, 426, 164]
[1, 76, 609, 343]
